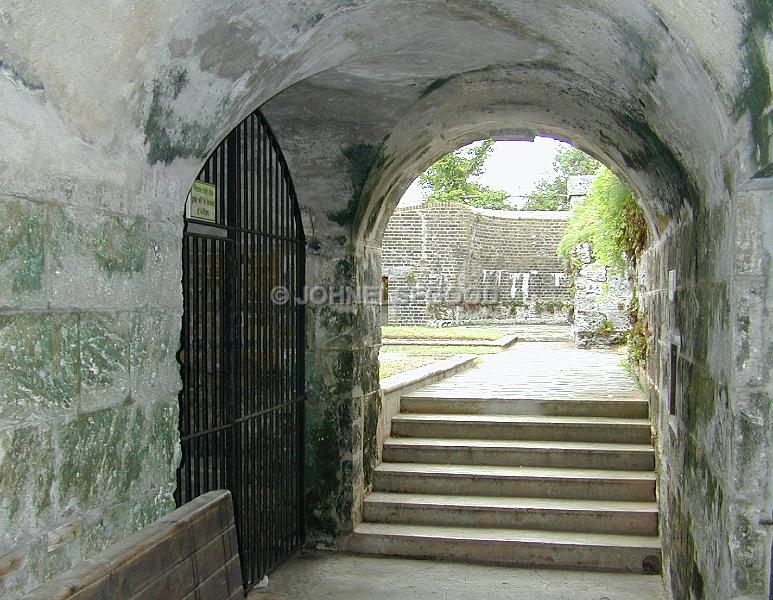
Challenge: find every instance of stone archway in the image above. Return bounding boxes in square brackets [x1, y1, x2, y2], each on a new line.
[1, 2, 770, 598]
[245, 5, 769, 593]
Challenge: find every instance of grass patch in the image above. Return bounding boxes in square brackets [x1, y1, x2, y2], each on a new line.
[379, 356, 441, 379]
[382, 345, 500, 356]
[378, 344, 499, 379]
[382, 326, 507, 341]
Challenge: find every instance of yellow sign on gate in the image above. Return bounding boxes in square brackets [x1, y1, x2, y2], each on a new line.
[189, 180, 217, 223]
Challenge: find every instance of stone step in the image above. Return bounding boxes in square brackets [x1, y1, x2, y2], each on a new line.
[391, 414, 651, 444]
[382, 437, 655, 470]
[347, 523, 662, 574]
[400, 396, 648, 418]
[363, 492, 658, 535]
[373, 463, 656, 501]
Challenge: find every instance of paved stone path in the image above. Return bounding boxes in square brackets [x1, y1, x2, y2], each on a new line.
[506, 324, 573, 342]
[413, 341, 639, 400]
[250, 550, 667, 599]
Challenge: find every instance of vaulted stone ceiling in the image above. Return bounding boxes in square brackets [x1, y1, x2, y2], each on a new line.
[2, 1, 766, 224]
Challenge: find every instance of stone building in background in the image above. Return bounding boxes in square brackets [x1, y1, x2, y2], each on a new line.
[567, 175, 596, 208]
[381, 203, 573, 325]
[571, 243, 633, 347]
[380, 179, 633, 349]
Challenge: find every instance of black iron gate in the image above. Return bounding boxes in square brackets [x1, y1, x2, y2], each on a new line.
[176, 109, 306, 591]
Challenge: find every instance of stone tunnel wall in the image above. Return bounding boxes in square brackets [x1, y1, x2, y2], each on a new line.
[639, 181, 773, 599]
[0, 172, 183, 596]
[381, 204, 573, 325]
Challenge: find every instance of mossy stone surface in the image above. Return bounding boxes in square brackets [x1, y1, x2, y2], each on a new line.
[146, 398, 181, 483]
[129, 311, 181, 403]
[79, 313, 131, 412]
[304, 348, 360, 538]
[80, 486, 176, 558]
[0, 425, 55, 534]
[0, 314, 79, 424]
[734, 0, 773, 175]
[0, 198, 46, 308]
[328, 143, 381, 226]
[144, 66, 232, 165]
[56, 405, 147, 511]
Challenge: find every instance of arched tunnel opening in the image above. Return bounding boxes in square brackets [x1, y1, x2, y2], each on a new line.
[376, 137, 645, 339]
[1, 1, 770, 599]
[253, 42, 761, 590]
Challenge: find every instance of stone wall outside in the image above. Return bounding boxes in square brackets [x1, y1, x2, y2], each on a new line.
[381, 204, 573, 325]
[569, 229, 634, 347]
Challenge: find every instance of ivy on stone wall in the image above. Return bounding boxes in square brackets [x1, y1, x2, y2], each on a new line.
[557, 168, 650, 366]
[628, 292, 650, 367]
[557, 168, 647, 274]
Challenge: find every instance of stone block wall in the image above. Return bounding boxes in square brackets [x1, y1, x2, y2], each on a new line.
[640, 201, 734, 598]
[260, 97, 388, 544]
[572, 259, 632, 347]
[640, 180, 773, 599]
[381, 204, 573, 325]
[0, 174, 183, 597]
[567, 200, 634, 347]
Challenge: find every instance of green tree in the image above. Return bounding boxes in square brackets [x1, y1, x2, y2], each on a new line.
[420, 140, 511, 209]
[524, 145, 602, 210]
[556, 168, 647, 274]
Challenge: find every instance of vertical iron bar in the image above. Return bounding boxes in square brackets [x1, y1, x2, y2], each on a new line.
[204, 236, 211, 490]
[224, 127, 239, 573]
[267, 127, 276, 568]
[281, 157, 286, 558]
[296, 186, 307, 545]
[195, 238, 203, 498]
[262, 120, 269, 574]
[246, 115, 254, 579]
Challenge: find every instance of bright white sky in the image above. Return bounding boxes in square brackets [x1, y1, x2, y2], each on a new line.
[399, 137, 572, 208]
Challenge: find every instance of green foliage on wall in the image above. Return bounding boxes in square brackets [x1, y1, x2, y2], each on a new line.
[595, 318, 617, 337]
[419, 140, 511, 209]
[557, 168, 647, 274]
[628, 293, 650, 368]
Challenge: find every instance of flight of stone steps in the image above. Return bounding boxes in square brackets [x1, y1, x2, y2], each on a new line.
[348, 385, 661, 573]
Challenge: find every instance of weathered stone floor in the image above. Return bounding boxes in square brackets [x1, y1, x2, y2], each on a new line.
[417, 341, 638, 401]
[505, 324, 573, 342]
[248, 551, 667, 599]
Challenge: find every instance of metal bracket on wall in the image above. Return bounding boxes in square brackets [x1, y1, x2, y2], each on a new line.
[185, 221, 230, 239]
[668, 269, 677, 303]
